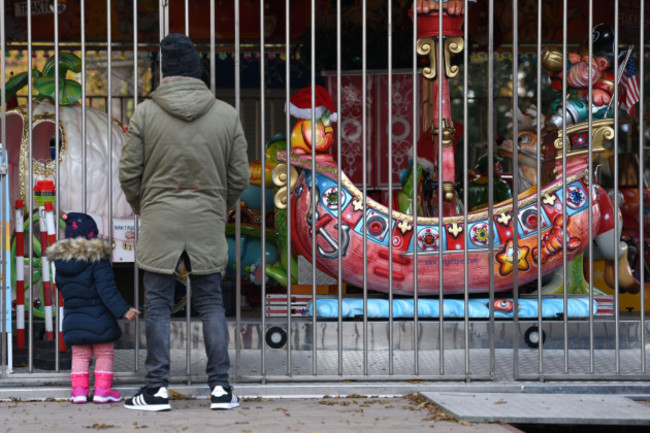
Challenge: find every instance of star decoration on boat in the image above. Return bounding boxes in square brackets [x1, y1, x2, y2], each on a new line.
[542, 193, 556, 206]
[397, 219, 413, 234]
[447, 223, 463, 238]
[352, 198, 364, 211]
[496, 212, 512, 226]
[495, 239, 530, 275]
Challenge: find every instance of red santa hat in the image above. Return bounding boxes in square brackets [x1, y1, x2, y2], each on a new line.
[288, 85, 337, 122]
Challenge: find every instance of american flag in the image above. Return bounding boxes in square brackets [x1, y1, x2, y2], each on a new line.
[620, 56, 640, 116]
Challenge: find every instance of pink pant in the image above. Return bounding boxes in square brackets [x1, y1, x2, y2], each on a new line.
[71, 342, 114, 373]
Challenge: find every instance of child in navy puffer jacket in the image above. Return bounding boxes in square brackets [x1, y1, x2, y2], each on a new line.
[46, 212, 139, 404]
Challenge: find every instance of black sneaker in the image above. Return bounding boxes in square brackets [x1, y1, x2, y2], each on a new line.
[124, 386, 172, 411]
[210, 385, 239, 410]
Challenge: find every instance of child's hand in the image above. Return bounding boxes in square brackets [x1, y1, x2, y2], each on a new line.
[124, 307, 140, 321]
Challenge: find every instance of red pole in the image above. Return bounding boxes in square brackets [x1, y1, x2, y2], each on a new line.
[14, 200, 25, 349]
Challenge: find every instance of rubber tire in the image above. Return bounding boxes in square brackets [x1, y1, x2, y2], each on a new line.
[524, 326, 546, 349]
[265, 326, 288, 349]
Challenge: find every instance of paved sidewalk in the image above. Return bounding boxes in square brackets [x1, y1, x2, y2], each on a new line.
[0, 394, 518, 433]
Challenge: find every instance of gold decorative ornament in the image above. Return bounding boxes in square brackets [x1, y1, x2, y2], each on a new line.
[541, 48, 564, 72]
[553, 118, 613, 160]
[416, 37, 437, 80]
[444, 36, 464, 79]
[442, 182, 456, 202]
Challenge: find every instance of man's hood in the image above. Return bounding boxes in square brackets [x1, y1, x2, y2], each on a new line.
[151, 76, 215, 122]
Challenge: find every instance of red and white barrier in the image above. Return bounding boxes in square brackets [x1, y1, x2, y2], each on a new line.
[14, 200, 25, 350]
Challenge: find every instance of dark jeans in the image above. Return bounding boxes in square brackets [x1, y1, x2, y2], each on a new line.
[143, 270, 230, 389]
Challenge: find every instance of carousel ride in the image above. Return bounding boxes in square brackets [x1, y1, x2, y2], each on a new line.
[267, 4, 641, 320]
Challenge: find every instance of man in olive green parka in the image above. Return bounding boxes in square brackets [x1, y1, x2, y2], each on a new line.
[120, 33, 249, 412]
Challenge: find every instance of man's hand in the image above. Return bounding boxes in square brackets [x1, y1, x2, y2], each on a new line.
[124, 307, 141, 321]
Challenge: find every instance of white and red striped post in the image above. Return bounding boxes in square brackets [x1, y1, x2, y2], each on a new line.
[36, 207, 53, 341]
[14, 200, 25, 350]
[34, 181, 56, 341]
[45, 203, 65, 351]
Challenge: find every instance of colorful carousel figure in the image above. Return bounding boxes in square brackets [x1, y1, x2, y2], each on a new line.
[274, 5, 635, 309]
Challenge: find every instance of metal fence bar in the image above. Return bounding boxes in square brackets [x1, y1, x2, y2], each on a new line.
[284, 0, 293, 378]
[561, 0, 569, 375]
[411, 0, 419, 377]
[386, 0, 393, 378]
[336, 0, 343, 377]
[613, 0, 621, 375]
[437, 0, 445, 377]
[463, 0, 470, 379]
[53, 0, 61, 372]
[487, 0, 496, 379]
[640, 0, 646, 375]
[587, 0, 595, 375]
[234, 0, 243, 381]
[511, 0, 521, 381]
[184, 0, 189, 37]
[535, 0, 545, 377]
[309, 0, 318, 377]
[27, 0, 34, 373]
[259, 0, 267, 379]
[81, 0, 87, 212]
[132, 0, 140, 373]
[361, 0, 369, 377]
[0, 0, 6, 376]
[210, 0, 216, 97]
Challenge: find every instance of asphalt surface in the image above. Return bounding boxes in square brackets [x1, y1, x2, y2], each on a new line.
[0, 394, 520, 433]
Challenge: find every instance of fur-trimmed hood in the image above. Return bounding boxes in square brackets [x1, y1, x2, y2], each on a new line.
[46, 238, 112, 262]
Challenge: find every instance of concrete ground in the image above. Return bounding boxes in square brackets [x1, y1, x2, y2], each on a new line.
[0, 394, 519, 433]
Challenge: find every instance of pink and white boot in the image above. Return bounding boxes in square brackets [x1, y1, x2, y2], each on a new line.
[70, 372, 90, 404]
[93, 371, 122, 403]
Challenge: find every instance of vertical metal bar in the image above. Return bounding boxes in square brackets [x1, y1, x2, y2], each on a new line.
[0, 0, 6, 376]
[210, 0, 216, 96]
[487, 0, 495, 378]
[463, 0, 470, 379]
[587, 0, 595, 375]
[27, 0, 34, 373]
[185, 0, 189, 36]
[159, 1, 165, 78]
[536, 0, 544, 374]
[53, 0, 61, 372]
[82, 0, 87, 211]
[561, 0, 569, 374]
[361, 0, 368, 377]
[336, 0, 343, 377]
[511, 0, 520, 381]
[164, 0, 170, 36]
[107, 0, 114, 276]
[613, 0, 621, 374]
[639, 0, 646, 374]
[234, 0, 243, 379]
[437, 0, 444, 376]
[387, 0, 394, 377]
[284, 0, 293, 377]
[260, 0, 267, 378]
[412, 0, 419, 376]
[132, 0, 140, 372]
[310, 0, 318, 376]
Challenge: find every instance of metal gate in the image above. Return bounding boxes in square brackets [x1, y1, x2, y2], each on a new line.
[0, 0, 648, 390]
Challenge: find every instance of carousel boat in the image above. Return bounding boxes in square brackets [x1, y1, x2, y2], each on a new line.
[277, 119, 617, 296]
